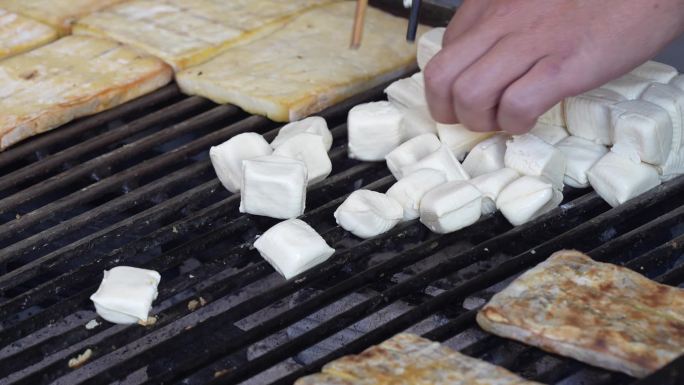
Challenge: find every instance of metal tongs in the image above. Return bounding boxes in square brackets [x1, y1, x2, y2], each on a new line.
[351, 0, 422, 49]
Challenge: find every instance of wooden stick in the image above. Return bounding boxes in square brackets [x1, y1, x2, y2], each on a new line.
[350, 0, 368, 49]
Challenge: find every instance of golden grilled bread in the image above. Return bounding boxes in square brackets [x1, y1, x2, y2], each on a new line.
[0, 8, 57, 60]
[74, 0, 338, 70]
[477, 250, 684, 378]
[0, 35, 172, 151]
[295, 333, 543, 385]
[176, 2, 423, 122]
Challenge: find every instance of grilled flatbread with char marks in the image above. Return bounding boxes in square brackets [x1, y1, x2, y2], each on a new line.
[295, 333, 542, 385]
[0, 35, 172, 151]
[176, 2, 424, 122]
[477, 250, 684, 378]
[0, 8, 57, 60]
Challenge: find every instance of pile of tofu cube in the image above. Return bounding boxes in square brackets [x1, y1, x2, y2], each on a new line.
[207, 27, 684, 280]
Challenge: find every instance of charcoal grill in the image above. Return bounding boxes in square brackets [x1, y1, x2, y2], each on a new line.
[1, 2, 683, 384]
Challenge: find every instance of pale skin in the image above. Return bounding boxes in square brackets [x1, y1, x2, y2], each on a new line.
[424, 0, 684, 134]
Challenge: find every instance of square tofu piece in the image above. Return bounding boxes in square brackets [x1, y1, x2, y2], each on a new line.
[254, 219, 335, 279]
[273, 133, 332, 184]
[210, 133, 272, 193]
[537, 102, 566, 127]
[602, 74, 651, 99]
[529, 122, 568, 145]
[90, 266, 161, 324]
[400, 107, 437, 140]
[271, 116, 332, 151]
[417, 27, 444, 70]
[0, 0, 128, 35]
[334, 190, 404, 239]
[386, 168, 446, 221]
[478, 250, 684, 378]
[240, 155, 307, 219]
[587, 152, 660, 207]
[0, 36, 172, 151]
[504, 134, 566, 189]
[462, 133, 509, 177]
[401, 145, 470, 182]
[176, 2, 424, 122]
[419, 181, 483, 234]
[385, 133, 441, 180]
[555, 136, 608, 188]
[565, 88, 626, 145]
[436, 123, 494, 161]
[384, 75, 428, 116]
[641, 83, 684, 156]
[496, 176, 563, 226]
[630, 60, 678, 83]
[0, 8, 57, 60]
[470, 168, 520, 214]
[348, 101, 404, 161]
[75, 0, 336, 69]
[611, 100, 673, 166]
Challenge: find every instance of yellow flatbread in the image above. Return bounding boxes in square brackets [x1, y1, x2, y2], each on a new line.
[0, 8, 57, 60]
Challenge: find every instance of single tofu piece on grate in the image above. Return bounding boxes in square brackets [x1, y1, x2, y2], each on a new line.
[420, 181, 483, 234]
[477, 250, 684, 378]
[437, 123, 494, 161]
[90, 266, 161, 324]
[504, 134, 566, 189]
[385, 75, 428, 116]
[274, 133, 332, 184]
[537, 102, 566, 127]
[348, 101, 404, 161]
[587, 152, 660, 207]
[641, 83, 684, 156]
[74, 0, 336, 69]
[602, 73, 651, 99]
[529, 122, 568, 145]
[496, 175, 563, 226]
[240, 155, 307, 219]
[0, 35, 173, 151]
[176, 2, 423, 122]
[385, 133, 441, 180]
[630, 60, 678, 83]
[0, 8, 57, 60]
[271, 116, 332, 151]
[400, 107, 437, 140]
[470, 168, 520, 215]
[295, 333, 543, 385]
[417, 27, 444, 70]
[210, 133, 273, 193]
[611, 100, 673, 166]
[254, 219, 335, 279]
[0, 0, 128, 35]
[334, 190, 403, 239]
[401, 145, 470, 182]
[555, 136, 608, 188]
[462, 133, 509, 178]
[565, 88, 626, 145]
[386, 168, 447, 221]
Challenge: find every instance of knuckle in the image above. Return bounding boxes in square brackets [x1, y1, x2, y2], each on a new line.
[451, 76, 487, 110]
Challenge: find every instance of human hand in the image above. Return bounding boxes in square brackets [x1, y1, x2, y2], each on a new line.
[424, 0, 684, 134]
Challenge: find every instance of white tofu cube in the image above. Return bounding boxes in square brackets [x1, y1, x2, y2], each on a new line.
[462, 133, 509, 178]
[641, 83, 684, 155]
[270, 116, 333, 151]
[602, 74, 651, 99]
[417, 27, 445, 70]
[659, 147, 684, 181]
[386, 169, 447, 221]
[90, 266, 161, 324]
[565, 88, 626, 145]
[419, 181, 483, 234]
[273, 133, 332, 184]
[254, 219, 335, 279]
[504, 134, 566, 189]
[401, 108, 437, 140]
[348, 102, 404, 161]
[555, 136, 608, 188]
[436, 123, 494, 160]
[587, 152, 661, 207]
[671, 75, 684, 92]
[611, 100, 673, 166]
[630, 60, 678, 83]
[496, 176, 563, 226]
[385, 76, 428, 115]
[334, 190, 404, 238]
[401, 145, 470, 182]
[240, 155, 307, 219]
[537, 103, 566, 127]
[470, 168, 520, 214]
[385, 133, 441, 180]
[210, 133, 272, 193]
[529, 122, 568, 145]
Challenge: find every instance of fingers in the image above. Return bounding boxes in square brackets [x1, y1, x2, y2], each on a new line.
[442, 0, 492, 44]
[424, 25, 502, 123]
[449, 34, 544, 132]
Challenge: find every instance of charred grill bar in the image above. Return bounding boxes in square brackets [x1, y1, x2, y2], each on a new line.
[1, 3, 683, 385]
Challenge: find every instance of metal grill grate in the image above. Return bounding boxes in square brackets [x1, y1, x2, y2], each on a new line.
[1, 43, 683, 385]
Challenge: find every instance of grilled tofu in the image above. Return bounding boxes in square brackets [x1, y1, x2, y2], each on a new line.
[477, 250, 684, 378]
[0, 8, 57, 60]
[0, 35, 172, 150]
[74, 0, 338, 70]
[176, 2, 423, 122]
[0, 0, 127, 35]
[295, 333, 542, 385]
